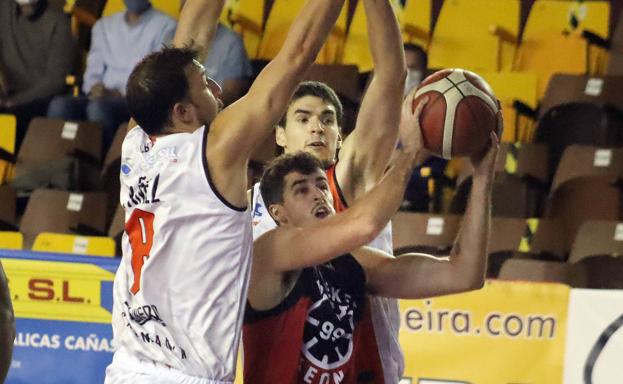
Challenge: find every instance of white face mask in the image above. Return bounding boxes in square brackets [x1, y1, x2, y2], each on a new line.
[15, 0, 38, 5]
[405, 69, 423, 96]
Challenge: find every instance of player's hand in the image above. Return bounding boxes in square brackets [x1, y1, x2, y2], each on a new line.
[470, 130, 500, 181]
[398, 90, 430, 167]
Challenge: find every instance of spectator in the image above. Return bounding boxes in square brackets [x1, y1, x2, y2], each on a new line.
[404, 42, 427, 96]
[0, 0, 76, 151]
[47, 0, 176, 154]
[204, 22, 253, 105]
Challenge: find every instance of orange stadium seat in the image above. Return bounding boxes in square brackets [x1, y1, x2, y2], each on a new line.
[257, 0, 347, 64]
[0, 114, 16, 185]
[544, 146, 623, 255]
[20, 189, 108, 249]
[222, 0, 265, 59]
[32, 232, 116, 257]
[391, 212, 461, 256]
[102, 0, 181, 19]
[515, 0, 610, 97]
[13, 118, 102, 192]
[400, 0, 432, 48]
[427, 0, 520, 73]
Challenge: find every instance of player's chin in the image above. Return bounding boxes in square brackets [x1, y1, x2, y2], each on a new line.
[304, 147, 332, 163]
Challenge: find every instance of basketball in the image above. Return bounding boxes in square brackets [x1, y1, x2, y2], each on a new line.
[412, 68, 500, 159]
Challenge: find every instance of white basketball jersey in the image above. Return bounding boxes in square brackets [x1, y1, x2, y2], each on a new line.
[109, 126, 253, 381]
[251, 177, 404, 383]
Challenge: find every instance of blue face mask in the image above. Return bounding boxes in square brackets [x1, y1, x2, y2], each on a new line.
[124, 0, 151, 14]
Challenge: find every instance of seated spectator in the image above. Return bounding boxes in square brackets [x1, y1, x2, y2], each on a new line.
[404, 42, 427, 96]
[47, 0, 176, 154]
[203, 22, 253, 105]
[0, 0, 76, 151]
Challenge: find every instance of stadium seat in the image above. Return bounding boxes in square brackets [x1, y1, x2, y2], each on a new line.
[451, 142, 548, 218]
[515, 0, 610, 97]
[482, 72, 538, 143]
[12, 118, 102, 193]
[607, 7, 623, 75]
[575, 254, 623, 289]
[427, 0, 520, 73]
[0, 114, 16, 185]
[391, 212, 461, 255]
[569, 220, 623, 264]
[544, 146, 623, 255]
[0, 231, 23, 250]
[102, 0, 181, 19]
[0, 186, 17, 231]
[224, 0, 265, 59]
[108, 204, 125, 256]
[400, 0, 432, 48]
[20, 189, 108, 249]
[257, 0, 347, 64]
[32, 232, 115, 257]
[497, 258, 587, 287]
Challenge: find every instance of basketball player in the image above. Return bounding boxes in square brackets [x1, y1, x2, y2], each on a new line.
[250, 0, 408, 381]
[0, 260, 14, 382]
[105, 0, 346, 382]
[244, 96, 499, 383]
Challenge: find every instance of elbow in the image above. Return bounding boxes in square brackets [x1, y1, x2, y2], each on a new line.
[357, 214, 385, 246]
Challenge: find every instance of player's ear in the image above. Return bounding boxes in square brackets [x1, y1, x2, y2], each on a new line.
[269, 204, 287, 225]
[336, 130, 343, 149]
[171, 101, 194, 124]
[275, 125, 287, 148]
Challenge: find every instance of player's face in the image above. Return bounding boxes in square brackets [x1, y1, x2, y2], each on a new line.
[185, 60, 223, 126]
[276, 96, 341, 165]
[280, 170, 335, 227]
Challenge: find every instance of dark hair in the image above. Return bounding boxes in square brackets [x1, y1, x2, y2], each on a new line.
[260, 152, 324, 210]
[403, 43, 428, 69]
[278, 81, 343, 129]
[126, 47, 198, 134]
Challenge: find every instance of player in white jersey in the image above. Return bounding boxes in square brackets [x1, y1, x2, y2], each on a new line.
[250, 1, 414, 382]
[105, 0, 347, 382]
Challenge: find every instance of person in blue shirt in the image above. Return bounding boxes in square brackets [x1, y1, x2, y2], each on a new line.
[204, 22, 253, 106]
[47, 0, 176, 154]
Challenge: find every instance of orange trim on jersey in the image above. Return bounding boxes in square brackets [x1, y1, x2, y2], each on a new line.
[326, 164, 348, 213]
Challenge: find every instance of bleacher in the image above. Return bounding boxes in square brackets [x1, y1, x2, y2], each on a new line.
[1, 0, 622, 383]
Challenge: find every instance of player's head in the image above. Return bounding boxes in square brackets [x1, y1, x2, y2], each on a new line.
[260, 152, 335, 227]
[126, 47, 223, 135]
[276, 81, 343, 167]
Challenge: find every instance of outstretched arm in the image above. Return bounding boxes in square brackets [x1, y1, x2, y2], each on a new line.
[253, 99, 428, 273]
[354, 131, 499, 299]
[0, 260, 15, 381]
[208, 0, 346, 208]
[335, 0, 406, 204]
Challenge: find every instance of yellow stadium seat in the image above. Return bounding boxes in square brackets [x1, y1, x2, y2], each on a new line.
[257, 0, 347, 65]
[515, 0, 610, 97]
[225, 0, 265, 59]
[427, 0, 520, 73]
[0, 231, 23, 250]
[32, 232, 116, 257]
[400, 0, 432, 48]
[0, 114, 16, 184]
[482, 72, 538, 143]
[102, 0, 181, 19]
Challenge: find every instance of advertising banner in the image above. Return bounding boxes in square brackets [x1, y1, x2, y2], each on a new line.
[1, 250, 118, 384]
[563, 289, 623, 384]
[398, 280, 570, 384]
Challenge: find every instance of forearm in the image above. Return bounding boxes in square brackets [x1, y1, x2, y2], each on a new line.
[348, 149, 415, 233]
[363, 0, 406, 81]
[173, 0, 225, 61]
[0, 262, 14, 381]
[449, 173, 492, 289]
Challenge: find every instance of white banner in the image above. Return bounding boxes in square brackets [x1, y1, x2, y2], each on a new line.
[564, 289, 623, 384]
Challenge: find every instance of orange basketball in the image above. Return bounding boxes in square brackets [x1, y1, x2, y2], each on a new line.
[412, 68, 500, 159]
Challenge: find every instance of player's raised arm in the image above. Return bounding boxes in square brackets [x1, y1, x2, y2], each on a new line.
[354, 131, 499, 299]
[0, 260, 14, 382]
[254, 98, 428, 273]
[335, 0, 406, 203]
[173, 0, 225, 62]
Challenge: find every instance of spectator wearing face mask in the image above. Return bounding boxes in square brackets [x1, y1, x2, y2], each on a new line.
[47, 0, 176, 154]
[403, 43, 427, 96]
[0, 0, 76, 151]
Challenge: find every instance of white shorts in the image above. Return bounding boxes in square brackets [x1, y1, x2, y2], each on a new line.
[104, 349, 231, 384]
